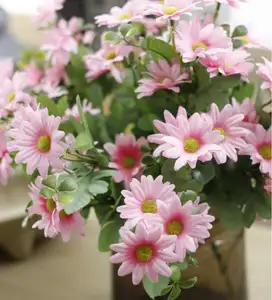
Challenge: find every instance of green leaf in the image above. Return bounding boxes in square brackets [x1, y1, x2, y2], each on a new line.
[220, 204, 244, 230]
[40, 187, 55, 199]
[90, 170, 116, 180]
[143, 276, 170, 299]
[57, 95, 69, 116]
[232, 83, 255, 102]
[70, 116, 84, 134]
[195, 64, 210, 89]
[80, 206, 91, 219]
[233, 39, 244, 49]
[193, 162, 215, 184]
[221, 24, 230, 36]
[161, 286, 173, 296]
[243, 201, 256, 228]
[98, 219, 122, 252]
[179, 277, 198, 289]
[138, 114, 158, 131]
[181, 190, 198, 203]
[58, 177, 78, 192]
[119, 24, 133, 37]
[57, 191, 75, 204]
[94, 204, 113, 225]
[256, 193, 272, 219]
[211, 75, 241, 90]
[38, 95, 59, 116]
[75, 132, 93, 151]
[88, 180, 109, 196]
[103, 31, 121, 43]
[168, 285, 181, 300]
[232, 25, 248, 37]
[42, 175, 57, 190]
[170, 265, 181, 282]
[141, 155, 156, 166]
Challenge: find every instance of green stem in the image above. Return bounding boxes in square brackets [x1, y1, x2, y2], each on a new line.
[213, 3, 221, 23]
[170, 20, 176, 53]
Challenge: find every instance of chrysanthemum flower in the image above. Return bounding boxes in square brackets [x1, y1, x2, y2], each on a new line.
[231, 98, 258, 131]
[95, 0, 144, 28]
[256, 57, 272, 90]
[0, 129, 13, 186]
[175, 16, 232, 63]
[207, 103, 249, 164]
[241, 125, 271, 174]
[8, 105, 67, 177]
[135, 59, 190, 98]
[110, 223, 177, 285]
[28, 177, 85, 241]
[149, 110, 223, 170]
[64, 99, 100, 121]
[24, 65, 43, 89]
[104, 134, 145, 184]
[58, 17, 83, 35]
[145, 0, 201, 21]
[117, 175, 179, 229]
[159, 198, 214, 260]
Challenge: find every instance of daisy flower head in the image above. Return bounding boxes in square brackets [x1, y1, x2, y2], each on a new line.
[135, 59, 190, 98]
[241, 125, 272, 174]
[256, 57, 272, 90]
[24, 65, 43, 89]
[117, 175, 180, 229]
[8, 105, 67, 177]
[94, 0, 144, 28]
[63, 99, 100, 121]
[159, 198, 214, 260]
[175, 15, 232, 63]
[149, 110, 223, 170]
[207, 103, 249, 164]
[110, 223, 177, 285]
[104, 133, 145, 184]
[0, 129, 13, 186]
[28, 176, 85, 241]
[145, 0, 202, 21]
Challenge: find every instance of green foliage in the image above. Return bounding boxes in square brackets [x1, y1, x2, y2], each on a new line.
[58, 177, 78, 192]
[232, 25, 248, 37]
[38, 95, 69, 116]
[179, 277, 198, 289]
[232, 83, 255, 102]
[143, 276, 170, 299]
[138, 114, 157, 131]
[168, 285, 181, 300]
[104, 31, 122, 43]
[75, 132, 93, 151]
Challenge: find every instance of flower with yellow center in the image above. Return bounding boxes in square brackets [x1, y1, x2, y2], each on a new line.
[46, 198, 56, 213]
[192, 42, 208, 51]
[166, 220, 183, 236]
[213, 127, 226, 136]
[141, 199, 157, 213]
[163, 6, 179, 15]
[123, 156, 136, 169]
[119, 12, 132, 20]
[258, 144, 272, 160]
[105, 50, 117, 60]
[184, 138, 200, 153]
[37, 136, 51, 153]
[8, 92, 16, 103]
[136, 245, 153, 262]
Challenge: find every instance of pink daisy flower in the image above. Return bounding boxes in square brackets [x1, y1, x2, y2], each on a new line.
[159, 198, 214, 260]
[58, 17, 83, 35]
[256, 57, 272, 90]
[104, 133, 145, 184]
[192, 198, 215, 231]
[149, 110, 222, 170]
[135, 59, 190, 98]
[45, 64, 69, 87]
[82, 31, 96, 45]
[231, 98, 258, 131]
[24, 65, 43, 89]
[264, 176, 272, 195]
[8, 105, 67, 177]
[241, 125, 272, 174]
[199, 55, 222, 77]
[110, 223, 177, 285]
[63, 99, 100, 121]
[0, 72, 33, 113]
[207, 103, 249, 164]
[232, 35, 260, 50]
[145, 0, 201, 21]
[0, 58, 13, 81]
[175, 16, 232, 63]
[94, 0, 144, 28]
[117, 175, 179, 229]
[28, 177, 85, 241]
[0, 129, 13, 186]
[40, 81, 68, 98]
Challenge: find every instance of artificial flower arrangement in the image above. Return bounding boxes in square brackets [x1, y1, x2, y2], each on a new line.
[0, 0, 272, 298]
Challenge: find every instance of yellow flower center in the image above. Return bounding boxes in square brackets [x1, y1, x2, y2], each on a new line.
[37, 136, 51, 153]
[192, 42, 208, 51]
[46, 198, 56, 213]
[105, 50, 117, 60]
[163, 6, 179, 15]
[166, 220, 183, 235]
[141, 199, 157, 214]
[123, 156, 136, 169]
[8, 92, 16, 103]
[59, 210, 70, 219]
[225, 63, 231, 69]
[184, 138, 200, 153]
[119, 12, 132, 20]
[136, 245, 153, 262]
[258, 144, 272, 160]
[214, 127, 226, 136]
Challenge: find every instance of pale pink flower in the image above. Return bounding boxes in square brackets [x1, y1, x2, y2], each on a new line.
[145, 0, 201, 21]
[199, 55, 221, 77]
[232, 35, 260, 49]
[231, 98, 258, 131]
[135, 60, 190, 98]
[110, 223, 177, 285]
[117, 175, 179, 229]
[0, 72, 33, 113]
[41, 81, 68, 98]
[0, 129, 13, 186]
[175, 16, 232, 63]
[64, 99, 100, 120]
[24, 65, 43, 89]
[28, 176, 85, 241]
[264, 176, 272, 195]
[159, 198, 214, 260]
[45, 64, 69, 87]
[82, 31, 96, 45]
[8, 105, 67, 177]
[58, 17, 83, 35]
[41, 27, 78, 66]
[34, 0, 65, 27]
[104, 134, 145, 184]
[95, 0, 144, 28]
[256, 57, 272, 90]
[241, 125, 271, 174]
[0, 59, 13, 81]
[149, 110, 222, 170]
[207, 103, 248, 164]
[192, 198, 215, 231]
